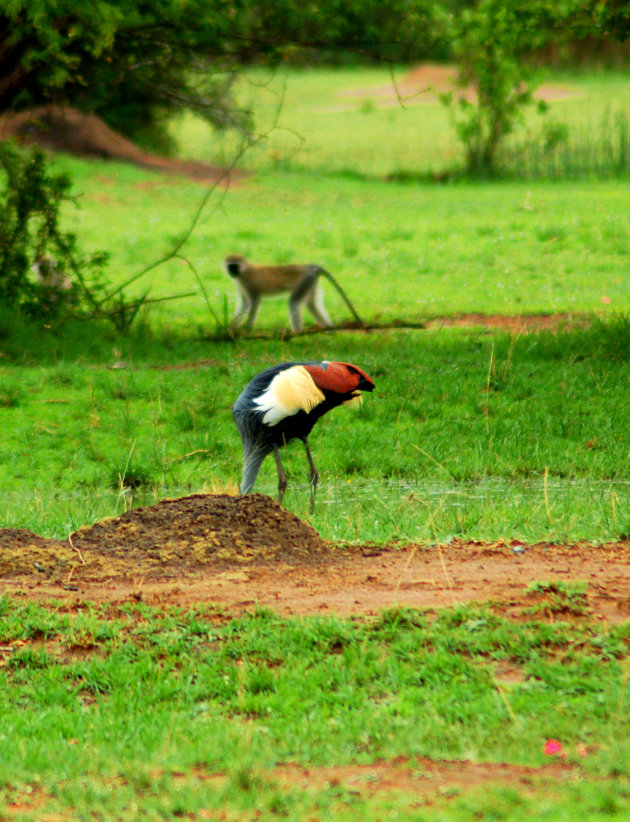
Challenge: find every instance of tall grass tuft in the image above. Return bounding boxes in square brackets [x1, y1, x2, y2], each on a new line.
[501, 107, 630, 180]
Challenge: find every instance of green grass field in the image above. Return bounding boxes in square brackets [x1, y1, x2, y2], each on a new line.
[1, 318, 629, 543]
[1, 66, 630, 819]
[2, 597, 630, 820]
[172, 66, 630, 179]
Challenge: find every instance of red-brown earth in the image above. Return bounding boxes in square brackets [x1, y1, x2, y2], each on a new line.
[1, 493, 628, 622]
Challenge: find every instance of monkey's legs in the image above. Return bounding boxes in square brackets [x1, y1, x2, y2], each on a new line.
[232, 292, 261, 331]
[306, 283, 333, 328]
[231, 291, 250, 330]
[245, 295, 261, 329]
[273, 445, 288, 505]
[289, 271, 320, 332]
[288, 296, 304, 333]
[302, 438, 319, 514]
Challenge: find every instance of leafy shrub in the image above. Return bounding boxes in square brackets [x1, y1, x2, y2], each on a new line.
[0, 140, 108, 320]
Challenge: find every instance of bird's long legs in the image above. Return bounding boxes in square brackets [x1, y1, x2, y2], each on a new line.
[303, 438, 319, 514]
[273, 445, 288, 505]
[272, 440, 318, 513]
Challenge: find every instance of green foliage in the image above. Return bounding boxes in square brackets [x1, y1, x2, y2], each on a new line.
[0, 0, 250, 146]
[593, 0, 630, 41]
[0, 142, 194, 332]
[438, 0, 559, 175]
[228, 0, 435, 65]
[429, 0, 626, 177]
[526, 580, 592, 616]
[0, 0, 428, 150]
[502, 106, 630, 179]
[0, 141, 107, 319]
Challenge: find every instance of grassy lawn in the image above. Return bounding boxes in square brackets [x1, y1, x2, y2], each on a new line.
[172, 66, 630, 179]
[56, 159, 630, 326]
[1, 65, 630, 819]
[1, 597, 630, 820]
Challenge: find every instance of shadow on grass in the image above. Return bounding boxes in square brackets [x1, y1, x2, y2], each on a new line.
[0, 303, 628, 366]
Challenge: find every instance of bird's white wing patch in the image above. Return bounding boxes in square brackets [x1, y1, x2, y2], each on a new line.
[254, 365, 325, 426]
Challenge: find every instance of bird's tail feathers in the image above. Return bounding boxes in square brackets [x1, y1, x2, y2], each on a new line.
[240, 446, 268, 495]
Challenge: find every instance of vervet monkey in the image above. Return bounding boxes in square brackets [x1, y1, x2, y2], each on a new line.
[31, 255, 73, 295]
[223, 254, 365, 333]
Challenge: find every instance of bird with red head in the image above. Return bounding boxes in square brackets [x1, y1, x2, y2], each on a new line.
[233, 361, 375, 512]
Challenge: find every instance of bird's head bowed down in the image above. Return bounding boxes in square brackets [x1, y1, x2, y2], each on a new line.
[233, 360, 375, 511]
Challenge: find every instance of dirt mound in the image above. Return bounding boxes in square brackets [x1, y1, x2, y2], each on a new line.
[0, 494, 325, 584]
[0, 107, 247, 185]
[2, 516, 630, 621]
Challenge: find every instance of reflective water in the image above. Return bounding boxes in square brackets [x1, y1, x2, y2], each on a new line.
[314, 476, 630, 506]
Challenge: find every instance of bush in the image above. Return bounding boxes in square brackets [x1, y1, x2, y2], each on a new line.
[0, 141, 107, 320]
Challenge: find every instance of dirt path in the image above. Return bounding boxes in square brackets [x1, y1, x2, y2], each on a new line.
[1, 494, 628, 620]
[192, 756, 575, 804]
[327, 63, 578, 111]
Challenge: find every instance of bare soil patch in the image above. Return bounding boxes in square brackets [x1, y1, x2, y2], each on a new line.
[334, 63, 578, 110]
[189, 756, 574, 802]
[0, 107, 247, 185]
[270, 756, 574, 798]
[423, 312, 587, 333]
[1, 755, 575, 817]
[1, 494, 629, 621]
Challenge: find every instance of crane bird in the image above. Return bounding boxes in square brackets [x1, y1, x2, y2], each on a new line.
[233, 361, 375, 512]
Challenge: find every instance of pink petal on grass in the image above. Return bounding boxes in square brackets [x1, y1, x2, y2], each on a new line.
[602, 296, 612, 304]
[544, 739, 564, 756]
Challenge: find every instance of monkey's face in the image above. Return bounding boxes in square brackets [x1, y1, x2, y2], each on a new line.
[32, 255, 66, 286]
[223, 255, 245, 278]
[31, 255, 54, 277]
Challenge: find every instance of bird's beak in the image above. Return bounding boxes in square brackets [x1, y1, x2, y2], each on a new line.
[357, 375, 375, 392]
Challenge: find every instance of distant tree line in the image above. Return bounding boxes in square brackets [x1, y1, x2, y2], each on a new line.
[2, 0, 628, 152]
[1, 0, 629, 324]
[0, 0, 434, 152]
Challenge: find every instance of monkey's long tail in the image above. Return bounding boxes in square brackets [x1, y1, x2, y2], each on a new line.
[322, 270, 367, 330]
